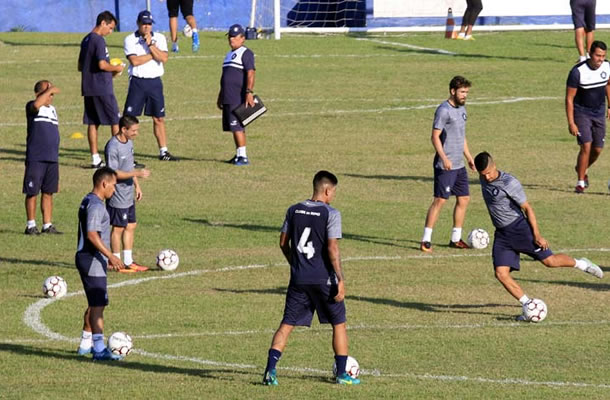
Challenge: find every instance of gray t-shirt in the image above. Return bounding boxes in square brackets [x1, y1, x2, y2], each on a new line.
[104, 136, 134, 208]
[76, 192, 111, 277]
[480, 171, 527, 228]
[433, 100, 466, 170]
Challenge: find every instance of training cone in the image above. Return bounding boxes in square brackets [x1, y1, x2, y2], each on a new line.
[445, 8, 456, 39]
[70, 132, 84, 139]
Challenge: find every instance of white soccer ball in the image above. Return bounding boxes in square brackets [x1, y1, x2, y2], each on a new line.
[182, 24, 193, 38]
[42, 276, 67, 299]
[156, 249, 179, 271]
[108, 332, 133, 357]
[467, 228, 490, 249]
[332, 356, 360, 379]
[523, 298, 548, 323]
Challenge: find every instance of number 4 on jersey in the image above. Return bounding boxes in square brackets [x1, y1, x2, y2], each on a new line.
[297, 227, 315, 259]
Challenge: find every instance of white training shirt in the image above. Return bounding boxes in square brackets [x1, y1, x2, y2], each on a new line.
[124, 31, 167, 78]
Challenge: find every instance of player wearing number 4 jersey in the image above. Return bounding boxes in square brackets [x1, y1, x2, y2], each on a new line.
[262, 171, 360, 386]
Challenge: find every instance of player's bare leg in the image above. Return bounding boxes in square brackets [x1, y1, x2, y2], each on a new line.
[494, 266, 525, 301]
[575, 27, 586, 59]
[575, 142, 591, 191]
[270, 323, 294, 352]
[449, 195, 470, 248]
[186, 15, 197, 31]
[153, 117, 167, 149]
[41, 193, 53, 226]
[25, 195, 37, 222]
[542, 254, 603, 278]
[332, 322, 348, 356]
[421, 197, 446, 251]
[169, 16, 179, 43]
[88, 306, 105, 335]
[586, 30, 594, 54]
[87, 124, 99, 156]
[110, 226, 124, 255]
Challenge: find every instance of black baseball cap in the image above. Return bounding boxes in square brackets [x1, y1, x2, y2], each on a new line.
[227, 24, 245, 37]
[137, 10, 154, 24]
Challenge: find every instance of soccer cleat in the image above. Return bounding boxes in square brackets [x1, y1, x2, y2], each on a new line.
[24, 226, 40, 235]
[192, 31, 200, 52]
[92, 348, 122, 361]
[449, 239, 470, 249]
[172, 42, 179, 53]
[580, 258, 603, 279]
[127, 262, 149, 272]
[77, 346, 93, 356]
[232, 156, 250, 166]
[463, 35, 475, 41]
[91, 161, 106, 169]
[574, 185, 585, 194]
[584, 174, 589, 188]
[420, 241, 432, 253]
[134, 160, 146, 169]
[226, 155, 238, 164]
[515, 314, 528, 322]
[41, 225, 63, 234]
[262, 369, 278, 386]
[336, 372, 360, 385]
[118, 267, 137, 274]
[159, 151, 179, 161]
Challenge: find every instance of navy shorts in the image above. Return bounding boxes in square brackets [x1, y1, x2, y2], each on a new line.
[75, 252, 109, 307]
[571, 0, 596, 31]
[433, 167, 469, 199]
[124, 77, 165, 118]
[106, 203, 137, 227]
[492, 218, 554, 271]
[23, 161, 59, 196]
[575, 112, 606, 148]
[167, 0, 193, 18]
[83, 95, 120, 126]
[281, 283, 347, 327]
[222, 104, 245, 132]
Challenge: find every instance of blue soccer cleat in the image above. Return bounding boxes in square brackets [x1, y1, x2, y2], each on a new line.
[92, 348, 122, 361]
[233, 156, 249, 166]
[77, 346, 93, 356]
[192, 31, 200, 52]
[172, 42, 179, 53]
[336, 372, 360, 385]
[262, 369, 278, 386]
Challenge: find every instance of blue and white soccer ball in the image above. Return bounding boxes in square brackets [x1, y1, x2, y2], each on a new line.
[42, 276, 67, 299]
[467, 228, 490, 249]
[182, 24, 193, 38]
[523, 298, 548, 323]
[108, 332, 133, 357]
[333, 356, 360, 378]
[157, 249, 179, 271]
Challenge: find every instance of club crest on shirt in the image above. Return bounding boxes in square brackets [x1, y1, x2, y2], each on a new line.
[462, 113, 467, 121]
[601, 71, 608, 80]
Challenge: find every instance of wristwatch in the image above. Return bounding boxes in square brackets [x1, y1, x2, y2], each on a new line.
[246, 89, 254, 94]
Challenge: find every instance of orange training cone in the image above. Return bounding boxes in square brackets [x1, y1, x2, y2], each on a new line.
[445, 8, 455, 39]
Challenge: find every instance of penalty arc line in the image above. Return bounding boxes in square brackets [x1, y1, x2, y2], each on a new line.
[20, 252, 610, 389]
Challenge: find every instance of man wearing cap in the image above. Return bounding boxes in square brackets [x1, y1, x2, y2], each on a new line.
[123, 10, 179, 161]
[217, 24, 256, 166]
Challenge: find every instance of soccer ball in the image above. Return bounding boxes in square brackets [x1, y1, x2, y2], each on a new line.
[332, 356, 360, 379]
[42, 276, 67, 299]
[108, 332, 133, 357]
[523, 298, 548, 323]
[182, 24, 193, 38]
[156, 249, 179, 271]
[467, 228, 490, 249]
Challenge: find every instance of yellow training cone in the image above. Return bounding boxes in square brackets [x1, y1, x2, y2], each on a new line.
[70, 132, 84, 139]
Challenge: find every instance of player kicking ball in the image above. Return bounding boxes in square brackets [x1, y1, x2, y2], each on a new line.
[262, 171, 360, 386]
[104, 116, 151, 273]
[474, 152, 603, 320]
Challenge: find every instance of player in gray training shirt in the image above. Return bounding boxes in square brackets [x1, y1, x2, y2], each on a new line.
[420, 76, 475, 253]
[474, 152, 603, 321]
[104, 116, 151, 273]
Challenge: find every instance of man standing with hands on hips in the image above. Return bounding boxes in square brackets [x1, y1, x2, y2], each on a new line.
[123, 10, 179, 162]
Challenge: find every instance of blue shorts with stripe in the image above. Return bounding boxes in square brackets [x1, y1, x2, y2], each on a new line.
[433, 167, 469, 199]
[75, 252, 109, 307]
[492, 218, 554, 271]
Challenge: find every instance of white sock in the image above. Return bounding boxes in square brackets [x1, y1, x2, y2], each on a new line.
[451, 227, 462, 243]
[123, 250, 133, 266]
[237, 146, 247, 158]
[579, 55, 587, 62]
[457, 32, 465, 38]
[160, 147, 168, 155]
[42, 223, 52, 230]
[27, 220, 36, 229]
[518, 295, 530, 305]
[192, 28, 198, 33]
[577, 180, 585, 188]
[586, 53, 591, 59]
[422, 227, 433, 242]
[80, 330, 93, 349]
[92, 153, 101, 165]
[574, 258, 587, 271]
[113, 252, 121, 260]
[92, 333, 105, 353]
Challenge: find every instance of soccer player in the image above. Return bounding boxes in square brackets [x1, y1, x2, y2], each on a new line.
[78, 11, 124, 169]
[571, 0, 597, 62]
[167, 0, 200, 53]
[123, 10, 179, 161]
[420, 76, 475, 252]
[104, 116, 151, 273]
[23, 80, 62, 235]
[262, 171, 360, 386]
[217, 24, 256, 166]
[565, 40, 610, 194]
[456, 0, 483, 40]
[76, 167, 125, 360]
[474, 152, 603, 320]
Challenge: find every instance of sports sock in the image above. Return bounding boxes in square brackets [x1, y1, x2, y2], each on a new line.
[80, 330, 93, 349]
[577, 180, 585, 188]
[192, 28, 198, 33]
[518, 295, 530, 305]
[579, 55, 587, 62]
[451, 227, 462, 243]
[160, 147, 168, 156]
[92, 333, 105, 353]
[123, 250, 133, 266]
[457, 32, 465, 38]
[113, 252, 121, 261]
[27, 220, 36, 229]
[422, 227, 433, 242]
[265, 348, 282, 372]
[237, 146, 247, 158]
[574, 258, 587, 271]
[42, 223, 52, 230]
[464, 34, 472, 40]
[92, 153, 101, 165]
[335, 355, 348, 376]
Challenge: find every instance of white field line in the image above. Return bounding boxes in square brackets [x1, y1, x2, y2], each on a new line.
[19, 249, 610, 389]
[356, 38, 457, 56]
[0, 96, 561, 127]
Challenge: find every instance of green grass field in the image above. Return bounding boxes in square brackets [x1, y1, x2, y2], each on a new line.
[1, 29, 609, 399]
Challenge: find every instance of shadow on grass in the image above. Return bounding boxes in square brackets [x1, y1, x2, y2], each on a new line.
[0, 40, 123, 49]
[0, 256, 73, 268]
[343, 172, 480, 185]
[371, 44, 543, 62]
[519, 278, 610, 292]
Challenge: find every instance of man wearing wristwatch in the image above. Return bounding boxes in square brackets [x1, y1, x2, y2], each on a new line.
[565, 40, 610, 194]
[217, 24, 256, 166]
[123, 10, 179, 162]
